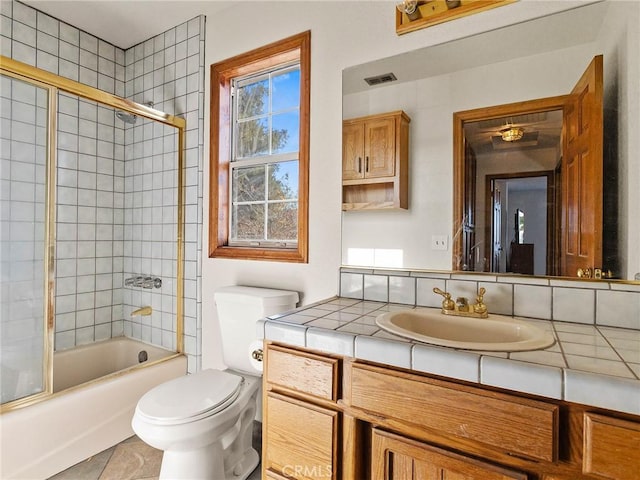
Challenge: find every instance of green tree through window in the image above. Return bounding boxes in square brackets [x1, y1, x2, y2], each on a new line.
[231, 65, 299, 245]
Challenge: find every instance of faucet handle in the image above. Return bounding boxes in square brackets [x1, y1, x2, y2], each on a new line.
[433, 287, 455, 311]
[476, 287, 486, 302]
[433, 287, 448, 297]
[473, 287, 488, 315]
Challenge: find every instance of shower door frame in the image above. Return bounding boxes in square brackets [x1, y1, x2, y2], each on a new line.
[0, 56, 186, 412]
[1, 66, 58, 409]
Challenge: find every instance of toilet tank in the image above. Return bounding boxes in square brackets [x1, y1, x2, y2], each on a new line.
[214, 286, 299, 373]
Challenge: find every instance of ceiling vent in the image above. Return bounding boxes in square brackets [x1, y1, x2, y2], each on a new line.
[364, 72, 397, 86]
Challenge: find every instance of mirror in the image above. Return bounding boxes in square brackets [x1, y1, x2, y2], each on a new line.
[342, 1, 639, 280]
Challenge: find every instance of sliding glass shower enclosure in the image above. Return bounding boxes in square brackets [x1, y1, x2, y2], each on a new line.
[1, 55, 185, 410]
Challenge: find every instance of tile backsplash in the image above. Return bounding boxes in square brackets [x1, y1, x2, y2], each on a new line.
[340, 268, 640, 331]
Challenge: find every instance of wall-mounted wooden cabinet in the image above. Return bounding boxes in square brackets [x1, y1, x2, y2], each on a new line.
[342, 110, 410, 211]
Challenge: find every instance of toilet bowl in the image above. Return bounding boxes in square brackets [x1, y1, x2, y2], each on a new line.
[132, 286, 299, 480]
[132, 369, 260, 480]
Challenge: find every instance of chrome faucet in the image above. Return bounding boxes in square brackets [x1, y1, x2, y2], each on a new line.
[433, 287, 488, 318]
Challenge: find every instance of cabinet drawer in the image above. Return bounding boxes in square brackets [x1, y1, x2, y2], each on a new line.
[583, 412, 640, 479]
[266, 344, 339, 401]
[350, 362, 558, 462]
[264, 393, 338, 480]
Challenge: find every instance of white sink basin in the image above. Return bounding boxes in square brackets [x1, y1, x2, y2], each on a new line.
[375, 308, 555, 352]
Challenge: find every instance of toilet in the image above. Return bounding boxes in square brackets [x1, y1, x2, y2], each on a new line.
[132, 286, 299, 480]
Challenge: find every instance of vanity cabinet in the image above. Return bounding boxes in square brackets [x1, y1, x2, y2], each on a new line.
[262, 344, 341, 480]
[342, 110, 410, 210]
[262, 342, 640, 480]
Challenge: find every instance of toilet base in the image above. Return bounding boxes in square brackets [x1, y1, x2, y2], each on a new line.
[159, 445, 259, 480]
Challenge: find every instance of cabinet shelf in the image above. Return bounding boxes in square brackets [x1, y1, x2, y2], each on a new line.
[342, 176, 395, 186]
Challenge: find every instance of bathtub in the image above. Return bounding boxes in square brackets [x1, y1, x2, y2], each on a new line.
[0, 336, 187, 479]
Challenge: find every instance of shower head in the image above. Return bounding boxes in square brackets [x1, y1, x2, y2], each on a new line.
[115, 110, 137, 124]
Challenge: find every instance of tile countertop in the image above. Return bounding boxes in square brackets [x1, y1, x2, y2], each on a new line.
[258, 297, 640, 416]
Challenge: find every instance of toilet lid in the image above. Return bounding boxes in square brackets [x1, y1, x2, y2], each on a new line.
[136, 369, 243, 425]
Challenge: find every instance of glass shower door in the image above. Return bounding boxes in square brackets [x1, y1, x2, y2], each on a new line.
[0, 72, 54, 406]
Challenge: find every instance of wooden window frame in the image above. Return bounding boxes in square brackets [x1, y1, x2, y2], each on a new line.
[209, 31, 310, 262]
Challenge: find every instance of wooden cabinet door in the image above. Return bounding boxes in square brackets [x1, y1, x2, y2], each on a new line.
[343, 122, 365, 180]
[264, 392, 338, 480]
[561, 55, 603, 276]
[583, 412, 640, 479]
[364, 117, 396, 178]
[371, 429, 527, 480]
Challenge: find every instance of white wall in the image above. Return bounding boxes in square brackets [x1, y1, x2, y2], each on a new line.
[474, 148, 558, 268]
[198, 0, 626, 370]
[508, 187, 547, 275]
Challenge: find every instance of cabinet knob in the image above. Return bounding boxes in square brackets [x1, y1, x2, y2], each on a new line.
[358, 157, 362, 173]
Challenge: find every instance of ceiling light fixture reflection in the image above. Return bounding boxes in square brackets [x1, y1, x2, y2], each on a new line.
[500, 126, 524, 142]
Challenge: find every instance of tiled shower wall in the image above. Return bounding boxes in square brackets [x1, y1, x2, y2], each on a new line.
[1, 0, 205, 372]
[1, 0, 127, 352]
[121, 15, 205, 371]
[54, 93, 125, 348]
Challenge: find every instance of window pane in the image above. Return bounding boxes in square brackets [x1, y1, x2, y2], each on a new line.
[268, 161, 298, 200]
[271, 111, 299, 154]
[272, 68, 300, 112]
[236, 117, 269, 158]
[232, 204, 264, 240]
[233, 165, 265, 202]
[268, 202, 298, 241]
[237, 79, 268, 119]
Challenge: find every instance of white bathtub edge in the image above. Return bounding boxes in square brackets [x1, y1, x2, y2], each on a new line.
[0, 354, 187, 479]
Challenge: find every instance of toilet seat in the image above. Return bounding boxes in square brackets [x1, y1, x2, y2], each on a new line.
[135, 369, 244, 426]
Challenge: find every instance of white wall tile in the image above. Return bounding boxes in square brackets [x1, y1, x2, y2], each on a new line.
[364, 274, 388, 302]
[355, 335, 411, 369]
[12, 20, 35, 47]
[306, 328, 355, 357]
[565, 369, 640, 415]
[514, 284, 552, 319]
[264, 322, 307, 347]
[412, 344, 479, 382]
[481, 356, 563, 399]
[389, 276, 415, 304]
[596, 290, 640, 329]
[340, 272, 363, 299]
[553, 287, 595, 324]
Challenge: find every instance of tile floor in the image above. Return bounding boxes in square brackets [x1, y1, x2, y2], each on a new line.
[49, 423, 262, 480]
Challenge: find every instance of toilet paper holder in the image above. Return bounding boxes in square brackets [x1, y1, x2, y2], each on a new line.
[251, 349, 263, 362]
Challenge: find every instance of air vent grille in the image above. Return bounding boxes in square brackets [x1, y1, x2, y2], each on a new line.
[364, 72, 397, 86]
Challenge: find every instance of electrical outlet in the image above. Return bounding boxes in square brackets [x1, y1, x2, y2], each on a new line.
[431, 235, 448, 251]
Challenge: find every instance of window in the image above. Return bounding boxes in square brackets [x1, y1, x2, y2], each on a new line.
[210, 32, 310, 262]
